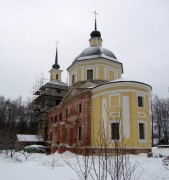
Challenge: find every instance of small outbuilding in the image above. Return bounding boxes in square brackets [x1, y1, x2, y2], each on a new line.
[16, 134, 44, 151]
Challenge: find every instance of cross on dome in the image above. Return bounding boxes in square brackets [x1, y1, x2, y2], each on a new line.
[55, 40, 59, 47]
[93, 10, 98, 21]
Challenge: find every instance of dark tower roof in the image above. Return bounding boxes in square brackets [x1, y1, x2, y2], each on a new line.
[52, 46, 60, 69]
[90, 19, 101, 38]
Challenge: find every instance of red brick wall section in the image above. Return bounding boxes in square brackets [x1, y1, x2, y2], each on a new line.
[48, 90, 92, 153]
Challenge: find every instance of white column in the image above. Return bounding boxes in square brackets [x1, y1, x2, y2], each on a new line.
[102, 98, 107, 139]
[122, 96, 130, 139]
[104, 67, 107, 80]
[81, 68, 84, 80]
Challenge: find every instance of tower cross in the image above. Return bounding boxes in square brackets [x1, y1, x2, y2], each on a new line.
[55, 40, 59, 47]
[93, 10, 98, 21]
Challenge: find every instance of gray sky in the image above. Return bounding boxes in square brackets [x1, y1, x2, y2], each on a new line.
[0, 0, 169, 100]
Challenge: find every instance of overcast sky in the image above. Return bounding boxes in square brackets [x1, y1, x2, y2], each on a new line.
[0, 0, 169, 100]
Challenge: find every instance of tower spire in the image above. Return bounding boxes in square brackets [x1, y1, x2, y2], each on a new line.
[89, 10, 102, 47]
[93, 10, 98, 31]
[52, 41, 60, 69]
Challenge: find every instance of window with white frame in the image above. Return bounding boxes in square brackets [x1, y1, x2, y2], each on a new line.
[111, 122, 120, 140]
[72, 74, 75, 84]
[87, 69, 93, 80]
[139, 123, 145, 140]
[137, 95, 144, 107]
[137, 121, 147, 143]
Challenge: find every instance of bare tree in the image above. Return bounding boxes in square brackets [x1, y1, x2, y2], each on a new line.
[19, 150, 33, 161]
[152, 95, 169, 144]
[62, 111, 139, 180]
[0, 95, 36, 157]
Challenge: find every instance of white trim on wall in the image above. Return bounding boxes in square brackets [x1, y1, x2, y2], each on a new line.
[86, 67, 94, 80]
[102, 98, 107, 139]
[96, 67, 99, 79]
[92, 89, 149, 99]
[115, 70, 118, 79]
[108, 69, 115, 81]
[137, 112, 146, 118]
[109, 112, 120, 119]
[109, 93, 120, 108]
[92, 82, 151, 95]
[122, 96, 130, 139]
[136, 94, 145, 108]
[104, 67, 107, 80]
[81, 68, 84, 80]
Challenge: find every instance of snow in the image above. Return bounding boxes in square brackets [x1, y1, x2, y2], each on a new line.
[49, 80, 67, 86]
[111, 77, 134, 82]
[24, 145, 46, 148]
[0, 148, 169, 180]
[17, 134, 44, 142]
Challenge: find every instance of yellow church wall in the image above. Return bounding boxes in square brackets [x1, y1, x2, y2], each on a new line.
[91, 83, 151, 150]
[49, 69, 62, 81]
[99, 66, 105, 80]
[77, 68, 81, 81]
[130, 94, 151, 148]
[91, 96, 102, 145]
[108, 70, 115, 81]
[92, 85, 148, 97]
[68, 59, 123, 85]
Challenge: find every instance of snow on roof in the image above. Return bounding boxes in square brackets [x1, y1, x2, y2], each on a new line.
[110, 77, 133, 82]
[49, 80, 67, 86]
[17, 134, 44, 142]
[24, 145, 46, 148]
[110, 77, 152, 88]
[75, 54, 119, 63]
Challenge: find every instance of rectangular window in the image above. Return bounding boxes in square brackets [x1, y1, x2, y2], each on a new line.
[59, 113, 62, 121]
[72, 74, 75, 84]
[55, 115, 57, 122]
[65, 128, 67, 142]
[87, 69, 93, 80]
[51, 117, 53, 123]
[139, 123, 145, 139]
[56, 74, 59, 80]
[57, 128, 60, 145]
[77, 104, 82, 113]
[111, 123, 120, 140]
[138, 96, 144, 107]
[78, 127, 81, 141]
[65, 109, 68, 117]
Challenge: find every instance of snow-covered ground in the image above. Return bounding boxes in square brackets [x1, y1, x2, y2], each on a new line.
[0, 147, 169, 180]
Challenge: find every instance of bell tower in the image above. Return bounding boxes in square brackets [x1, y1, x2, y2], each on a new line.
[49, 44, 63, 81]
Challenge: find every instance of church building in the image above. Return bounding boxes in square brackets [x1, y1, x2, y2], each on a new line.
[48, 18, 152, 154]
